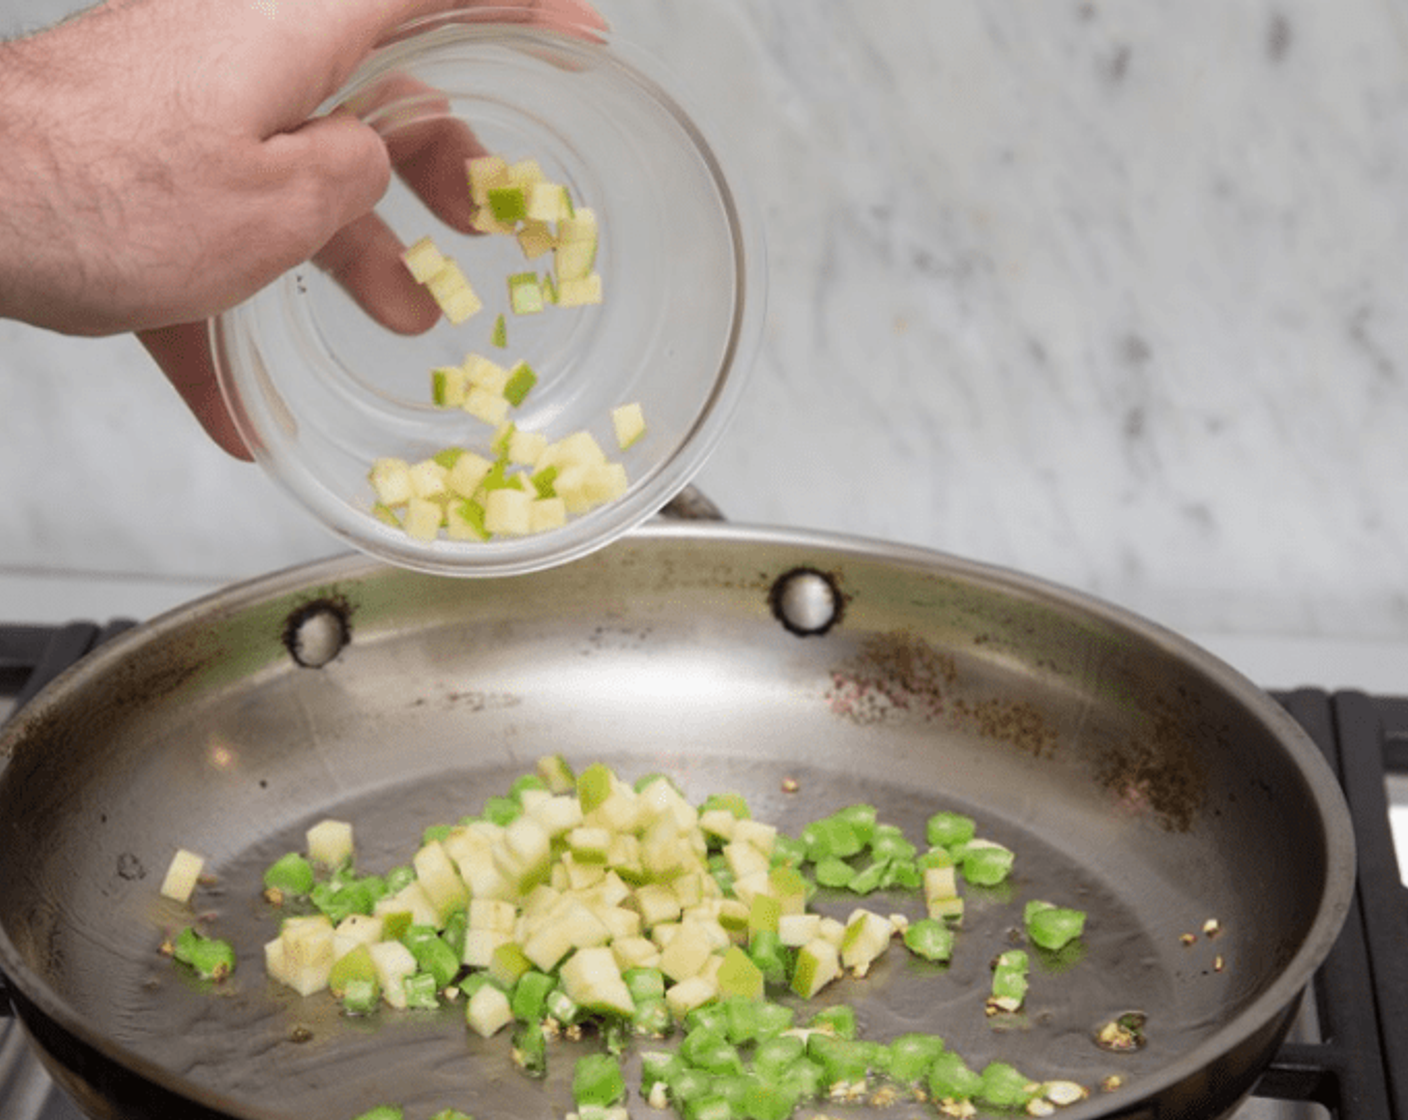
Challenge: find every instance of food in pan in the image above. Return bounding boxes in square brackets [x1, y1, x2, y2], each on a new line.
[158, 847, 205, 903]
[164, 757, 1106, 1120]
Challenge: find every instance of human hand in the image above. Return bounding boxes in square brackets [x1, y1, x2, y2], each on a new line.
[0, 0, 606, 459]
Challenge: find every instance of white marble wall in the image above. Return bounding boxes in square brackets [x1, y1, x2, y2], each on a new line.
[3, 0, 1407, 642]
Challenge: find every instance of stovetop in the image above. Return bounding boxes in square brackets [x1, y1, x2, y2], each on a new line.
[1, 623, 1405, 1120]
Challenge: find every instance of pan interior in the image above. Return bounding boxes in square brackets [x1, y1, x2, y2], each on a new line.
[0, 532, 1348, 1120]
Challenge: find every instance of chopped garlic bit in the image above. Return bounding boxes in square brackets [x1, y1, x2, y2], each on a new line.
[1043, 1081, 1090, 1107]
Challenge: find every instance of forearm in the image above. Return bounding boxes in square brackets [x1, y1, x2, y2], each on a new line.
[0, 30, 105, 333]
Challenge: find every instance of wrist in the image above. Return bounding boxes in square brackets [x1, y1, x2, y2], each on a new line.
[0, 34, 85, 332]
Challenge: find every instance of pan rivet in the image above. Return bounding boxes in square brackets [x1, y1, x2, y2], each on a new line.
[771, 568, 842, 636]
[284, 600, 351, 668]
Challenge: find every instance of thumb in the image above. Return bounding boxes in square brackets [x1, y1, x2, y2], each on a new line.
[138, 324, 254, 461]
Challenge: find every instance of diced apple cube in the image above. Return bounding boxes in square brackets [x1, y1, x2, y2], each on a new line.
[368, 939, 418, 1009]
[526, 181, 572, 223]
[484, 487, 532, 536]
[496, 814, 553, 892]
[469, 897, 518, 934]
[723, 839, 771, 883]
[408, 459, 449, 500]
[403, 496, 444, 541]
[517, 218, 557, 260]
[439, 284, 483, 325]
[280, 915, 336, 996]
[556, 273, 603, 307]
[507, 158, 545, 188]
[332, 914, 384, 961]
[791, 937, 841, 999]
[413, 839, 469, 922]
[777, 913, 821, 947]
[306, 820, 353, 868]
[462, 928, 512, 969]
[467, 154, 509, 204]
[561, 853, 607, 890]
[552, 464, 594, 514]
[555, 208, 597, 274]
[446, 499, 489, 541]
[528, 793, 583, 837]
[597, 905, 641, 942]
[464, 386, 510, 426]
[560, 945, 634, 1016]
[508, 271, 545, 315]
[665, 974, 718, 1020]
[464, 353, 510, 393]
[445, 450, 494, 497]
[924, 864, 959, 903]
[425, 259, 474, 307]
[160, 848, 205, 903]
[538, 430, 608, 472]
[817, 916, 847, 946]
[508, 429, 549, 465]
[374, 881, 439, 928]
[431, 365, 469, 408]
[611, 402, 646, 450]
[583, 462, 628, 505]
[658, 918, 715, 982]
[466, 982, 514, 1037]
[841, 909, 894, 976]
[401, 235, 447, 283]
[503, 361, 537, 406]
[470, 209, 516, 235]
[635, 883, 683, 929]
[613, 936, 662, 970]
[369, 458, 414, 506]
[731, 818, 777, 855]
[487, 185, 527, 225]
[559, 899, 613, 949]
[521, 919, 576, 973]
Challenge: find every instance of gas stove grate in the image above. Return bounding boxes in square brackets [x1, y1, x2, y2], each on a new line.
[1257, 691, 1408, 1120]
[0, 625, 1404, 1120]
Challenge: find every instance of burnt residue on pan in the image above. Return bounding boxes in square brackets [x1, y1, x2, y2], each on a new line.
[826, 629, 956, 724]
[954, 694, 1060, 760]
[826, 628, 1209, 830]
[1094, 695, 1210, 834]
[825, 629, 1060, 758]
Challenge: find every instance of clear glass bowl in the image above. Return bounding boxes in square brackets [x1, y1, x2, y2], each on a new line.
[212, 8, 762, 576]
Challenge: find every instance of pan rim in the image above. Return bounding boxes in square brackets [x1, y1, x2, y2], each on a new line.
[0, 521, 1358, 1120]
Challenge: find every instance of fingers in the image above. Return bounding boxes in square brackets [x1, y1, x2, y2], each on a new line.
[137, 324, 254, 462]
[313, 211, 443, 334]
[346, 73, 488, 235]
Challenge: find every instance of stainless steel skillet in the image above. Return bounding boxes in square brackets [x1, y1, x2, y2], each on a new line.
[0, 522, 1355, 1120]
